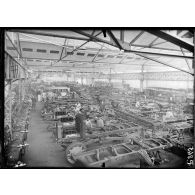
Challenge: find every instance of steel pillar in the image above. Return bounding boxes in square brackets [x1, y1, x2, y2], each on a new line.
[140, 64, 144, 92]
[18, 80, 21, 104]
[92, 77, 94, 85]
[109, 68, 112, 84]
[21, 79, 24, 101]
[73, 73, 76, 82]
[9, 81, 12, 140]
[120, 30, 124, 43]
[81, 77, 83, 85]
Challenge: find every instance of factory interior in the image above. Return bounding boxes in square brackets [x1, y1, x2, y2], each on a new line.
[3, 29, 194, 168]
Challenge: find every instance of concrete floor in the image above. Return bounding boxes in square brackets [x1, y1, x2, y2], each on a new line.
[23, 102, 185, 168]
[23, 102, 70, 167]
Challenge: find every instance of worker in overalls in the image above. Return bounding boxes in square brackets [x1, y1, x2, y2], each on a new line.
[75, 109, 86, 139]
[96, 117, 105, 131]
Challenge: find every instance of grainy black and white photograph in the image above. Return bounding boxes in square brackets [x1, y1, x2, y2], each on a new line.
[2, 29, 194, 168]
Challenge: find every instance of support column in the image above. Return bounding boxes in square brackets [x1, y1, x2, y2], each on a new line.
[109, 68, 112, 84]
[81, 77, 83, 85]
[92, 77, 94, 86]
[73, 73, 76, 82]
[21, 79, 24, 101]
[140, 64, 144, 92]
[19, 79, 22, 103]
[9, 81, 13, 140]
[193, 30, 195, 103]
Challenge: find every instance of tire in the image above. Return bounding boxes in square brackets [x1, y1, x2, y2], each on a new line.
[65, 142, 86, 164]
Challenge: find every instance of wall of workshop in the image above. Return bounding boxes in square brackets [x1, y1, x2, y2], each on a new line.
[125, 80, 140, 89]
[75, 77, 87, 85]
[144, 80, 193, 89]
[110, 79, 193, 90]
[94, 79, 109, 83]
[41, 73, 68, 82]
[42, 74, 193, 90]
[111, 79, 193, 90]
[86, 78, 93, 85]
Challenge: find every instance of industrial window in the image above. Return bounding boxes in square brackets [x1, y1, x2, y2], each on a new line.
[67, 51, 73, 55]
[87, 53, 96, 57]
[50, 50, 59, 54]
[107, 55, 114, 58]
[77, 52, 85, 56]
[116, 56, 123, 58]
[97, 54, 104, 58]
[127, 57, 133, 59]
[22, 48, 33, 52]
[36, 60, 42, 62]
[37, 49, 47, 53]
[7, 47, 15, 50]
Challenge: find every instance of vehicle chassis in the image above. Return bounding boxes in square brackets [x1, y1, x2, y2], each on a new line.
[59, 125, 172, 166]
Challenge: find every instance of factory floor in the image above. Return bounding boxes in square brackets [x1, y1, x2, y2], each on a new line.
[23, 102, 70, 167]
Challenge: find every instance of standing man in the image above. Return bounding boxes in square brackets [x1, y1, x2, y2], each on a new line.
[96, 117, 104, 131]
[75, 109, 86, 139]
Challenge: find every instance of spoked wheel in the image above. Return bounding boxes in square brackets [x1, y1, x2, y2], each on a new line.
[65, 142, 86, 164]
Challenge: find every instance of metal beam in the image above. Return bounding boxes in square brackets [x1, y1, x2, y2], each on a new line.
[152, 41, 167, 46]
[46, 71, 193, 81]
[107, 30, 123, 50]
[10, 29, 194, 58]
[124, 48, 193, 59]
[24, 58, 164, 67]
[140, 64, 144, 92]
[72, 30, 117, 47]
[129, 31, 144, 45]
[148, 37, 159, 47]
[52, 40, 89, 65]
[180, 47, 192, 71]
[135, 53, 194, 75]
[118, 56, 127, 64]
[5, 51, 26, 80]
[20, 33, 68, 48]
[9, 81, 12, 140]
[131, 44, 191, 53]
[10, 32, 193, 59]
[52, 31, 103, 66]
[59, 39, 66, 60]
[16, 33, 22, 58]
[120, 30, 124, 42]
[147, 30, 194, 52]
[5, 33, 27, 71]
[91, 44, 104, 62]
[8, 29, 90, 41]
[73, 31, 193, 59]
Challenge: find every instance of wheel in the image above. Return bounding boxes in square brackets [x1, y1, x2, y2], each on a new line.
[65, 142, 86, 164]
[47, 124, 54, 131]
